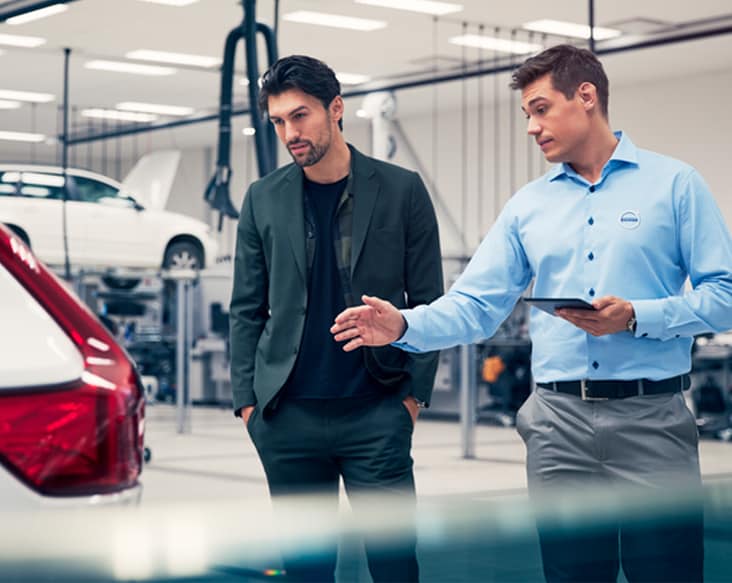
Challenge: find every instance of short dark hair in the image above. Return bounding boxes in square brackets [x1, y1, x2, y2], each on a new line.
[258, 55, 343, 130]
[510, 44, 609, 118]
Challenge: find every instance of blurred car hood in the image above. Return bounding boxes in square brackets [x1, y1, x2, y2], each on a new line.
[118, 150, 181, 211]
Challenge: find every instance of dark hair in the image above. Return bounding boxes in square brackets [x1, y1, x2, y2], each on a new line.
[258, 54, 343, 130]
[510, 44, 609, 118]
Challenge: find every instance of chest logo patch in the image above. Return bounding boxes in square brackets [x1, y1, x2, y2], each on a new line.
[619, 210, 640, 230]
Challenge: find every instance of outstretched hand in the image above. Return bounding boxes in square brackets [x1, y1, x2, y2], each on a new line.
[331, 295, 406, 351]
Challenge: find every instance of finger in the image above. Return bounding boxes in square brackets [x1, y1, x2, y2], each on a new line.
[334, 305, 370, 324]
[592, 296, 617, 310]
[361, 295, 391, 312]
[331, 320, 357, 334]
[333, 327, 361, 342]
[342, 337, 364, 352]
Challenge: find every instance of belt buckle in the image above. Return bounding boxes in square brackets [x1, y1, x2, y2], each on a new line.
[580, 379, 608, 401]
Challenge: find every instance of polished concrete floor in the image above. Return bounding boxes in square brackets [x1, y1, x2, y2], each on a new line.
[141, 403, 732, 505]
[136, 404, 732, 582]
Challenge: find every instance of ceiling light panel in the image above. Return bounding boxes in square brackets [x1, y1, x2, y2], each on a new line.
[0, 131, 45, 143]
[354, 0, 462, 16]
[523, 20, 621, 41]
[0, 34, 46, 48]
[85, 60, 177, 76]
[336, 72, 372, 85]
[449, 35, 542, 55]
[0, 89, 54, 103]
[283, 11, 387, 31]
[6, 3, 68, 25]
[125, 49, 221, 68]
[82, 109, 158, 123]
[135, 0, 199, 5]
[116, 102, 194, 116]
[0, 100, 21, 109]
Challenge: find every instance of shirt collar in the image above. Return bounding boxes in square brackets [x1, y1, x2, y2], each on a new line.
[547, 131, 639, 182]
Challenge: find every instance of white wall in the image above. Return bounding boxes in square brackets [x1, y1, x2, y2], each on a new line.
[87, 65, 731, 263]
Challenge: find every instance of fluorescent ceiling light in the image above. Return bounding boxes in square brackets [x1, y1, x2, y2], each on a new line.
[356, 109, 369, 118]
[0, 130, 45, 143]
[354, 0, 462, 16]
[82, 109, 158, 123]
[136, 0, 199, 5]
[523, 19, 621, 41]
[283, 11, 386, 31]
[0, 89, 54, 103]
[6, 3, 68, 25]
[242, 127, 256, 136]
[0, 33, 46, 48]
[116, 101, 194, 116]
[126, 49, 221, 68]
[0, 100, 21, 109]
[449, 35, 542, 54]
[85, 60, 176, 76]
[336, 72, 371, 85]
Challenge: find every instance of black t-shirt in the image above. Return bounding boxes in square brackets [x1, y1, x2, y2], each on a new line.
[283, 175, 380, 399]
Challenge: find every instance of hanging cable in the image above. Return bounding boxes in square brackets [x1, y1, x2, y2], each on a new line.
[526, 31, 535, 183]
[477, 24, 484, 244]
[493, 26, 500, 224]
[509, 29, 517, 195]
[30, 102, 37, 163]
[115, 119, 121, 181]
[432, 16, 439, 201]
[461, 21, 468, 250]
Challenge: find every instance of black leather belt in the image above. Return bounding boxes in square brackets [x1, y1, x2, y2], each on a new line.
[537, 375, 689, 401]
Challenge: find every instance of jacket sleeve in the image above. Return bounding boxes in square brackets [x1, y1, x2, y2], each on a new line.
[229, 187, 268, 415]
[402, 172, 444, 405]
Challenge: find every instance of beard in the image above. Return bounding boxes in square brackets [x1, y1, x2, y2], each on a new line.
[288, 139, 329, 167]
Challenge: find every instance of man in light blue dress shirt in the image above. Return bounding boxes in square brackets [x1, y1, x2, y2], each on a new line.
[331, 45, 732, 582]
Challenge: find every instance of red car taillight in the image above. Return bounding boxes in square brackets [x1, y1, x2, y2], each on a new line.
[0, 226, 144, 496]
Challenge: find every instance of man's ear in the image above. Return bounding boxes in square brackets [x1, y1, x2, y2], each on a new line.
[330, 95, 344, 123]
[577, 82, 598, 112]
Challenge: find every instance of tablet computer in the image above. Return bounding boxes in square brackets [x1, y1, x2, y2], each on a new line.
[523, 297, 595, 315]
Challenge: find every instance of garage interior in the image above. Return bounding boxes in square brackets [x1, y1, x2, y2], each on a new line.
[0, 1, 731, 581]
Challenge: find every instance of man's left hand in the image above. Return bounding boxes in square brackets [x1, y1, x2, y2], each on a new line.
[402, 396, 420, 425]
[556, 296, 634, 336]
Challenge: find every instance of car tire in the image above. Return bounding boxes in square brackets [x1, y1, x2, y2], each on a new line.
[163, 240, 203, 271]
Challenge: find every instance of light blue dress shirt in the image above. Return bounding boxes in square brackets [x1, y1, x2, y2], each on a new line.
[397, 132, 732, 382]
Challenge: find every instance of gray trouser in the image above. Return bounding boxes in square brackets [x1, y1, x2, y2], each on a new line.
[516, 388, 703, 583]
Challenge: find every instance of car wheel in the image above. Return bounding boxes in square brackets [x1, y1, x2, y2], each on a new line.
[163, 241, 203, 270]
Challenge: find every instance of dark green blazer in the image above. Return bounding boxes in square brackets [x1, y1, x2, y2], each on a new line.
[229, 145, 443, 413]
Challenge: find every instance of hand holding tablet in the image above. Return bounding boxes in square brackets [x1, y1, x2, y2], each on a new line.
[523, 297, 595, 315]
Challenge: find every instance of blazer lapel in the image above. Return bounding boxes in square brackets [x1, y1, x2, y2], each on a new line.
[278, 166, 307, 282]
[350, 148, 379, 276]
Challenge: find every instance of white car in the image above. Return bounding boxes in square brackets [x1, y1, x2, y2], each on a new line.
[0, 223, 144, 507]
[0, 151, 218, 281]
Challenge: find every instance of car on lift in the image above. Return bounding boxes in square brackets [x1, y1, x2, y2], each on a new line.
[0, 150, 218, 287]
[0, 223, 144, 507]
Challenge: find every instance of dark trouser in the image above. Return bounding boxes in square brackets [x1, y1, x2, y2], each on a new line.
[247, 392, 418, 583]
[516, 388, 704, 583]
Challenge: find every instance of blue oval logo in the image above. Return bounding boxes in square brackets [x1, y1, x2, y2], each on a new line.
[619, 210, 640, 230]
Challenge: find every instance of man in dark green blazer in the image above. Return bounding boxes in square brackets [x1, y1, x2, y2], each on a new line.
[229, 55, 443, 582]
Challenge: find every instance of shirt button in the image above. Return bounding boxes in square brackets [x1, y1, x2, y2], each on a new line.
[589, 185, 596, 193]
[641, 333, 648, 338]
[588, 217, 594, 226]
[293, 346, 298, 354]
[589, 288, 596, 297]
[592, 361, 599, 369]
[588, 252, 595, 261]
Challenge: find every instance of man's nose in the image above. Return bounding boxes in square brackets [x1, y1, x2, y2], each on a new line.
[527, 116, 541, 136]
[285, 123, 300, 143]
